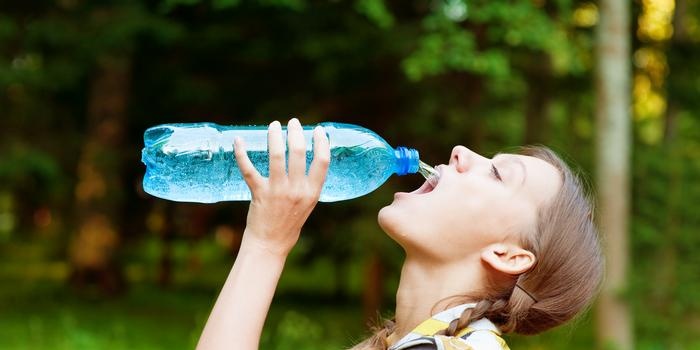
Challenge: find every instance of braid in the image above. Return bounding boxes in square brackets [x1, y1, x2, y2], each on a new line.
[436, 279, 542, 336]
[437, 298, 510, 337]
[350, 285, 534, 349]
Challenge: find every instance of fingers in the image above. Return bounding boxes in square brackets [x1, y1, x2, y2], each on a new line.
[308, 125, 330, 189]
[264, 119, 328, 200]
[267, 120, 285, 181]
[286, 118, 307, 182]
[234, 137, 263, 190]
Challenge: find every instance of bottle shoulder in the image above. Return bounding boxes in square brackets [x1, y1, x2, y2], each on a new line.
[320, 122, 391, 149]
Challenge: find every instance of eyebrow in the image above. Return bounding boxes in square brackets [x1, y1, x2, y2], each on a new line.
[493, 153, 527, 187]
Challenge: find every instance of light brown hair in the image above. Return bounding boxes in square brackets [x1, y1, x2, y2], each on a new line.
[350, 146, 604, 349]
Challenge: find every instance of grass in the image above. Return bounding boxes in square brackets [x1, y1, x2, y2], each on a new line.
[2, 240, 698, 349]
[0, 283, 208, 350]
[3, 279, 699, 349]
[0, 238, 367, 350]
[0, 278, 601, 350]
[0, 282, 367, 350]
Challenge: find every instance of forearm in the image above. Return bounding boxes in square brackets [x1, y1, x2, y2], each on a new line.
[197, 119, 329, 349]
[196, 234, 288, 350]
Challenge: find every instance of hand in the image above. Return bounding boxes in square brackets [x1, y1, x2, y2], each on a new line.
[233, 118, 330, 257]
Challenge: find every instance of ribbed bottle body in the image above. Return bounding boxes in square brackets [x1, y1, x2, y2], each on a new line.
[141, 122, 407, 203]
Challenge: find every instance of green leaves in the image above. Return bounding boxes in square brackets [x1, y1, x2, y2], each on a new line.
[355, 0, 394, 29]
[0, 144, 62, 200]
[0, 15, 18, 44]
[212, 0, 243, 10]
[402, 0, 586, 81]
[402, 15, 509, 81]
[160, 0, 201, 12]
[161, 0, 304, 12]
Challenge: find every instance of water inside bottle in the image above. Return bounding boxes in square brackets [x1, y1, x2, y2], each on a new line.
[143, 122, 427, 202]
[418, 161, 439, 187]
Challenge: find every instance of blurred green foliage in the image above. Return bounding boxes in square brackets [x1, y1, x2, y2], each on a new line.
[1, 0, 699, 349]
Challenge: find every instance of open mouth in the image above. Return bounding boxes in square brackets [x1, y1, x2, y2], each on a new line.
[411, 177, 437, 194]
[407, 165, 441, 195]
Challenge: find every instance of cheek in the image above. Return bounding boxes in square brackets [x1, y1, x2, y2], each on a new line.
[440, 192, 496, 222]
[436, 193, 525, 240]
[465, 201, 535, 242]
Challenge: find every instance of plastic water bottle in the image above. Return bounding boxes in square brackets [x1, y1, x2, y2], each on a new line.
[141, 122, 438, 203]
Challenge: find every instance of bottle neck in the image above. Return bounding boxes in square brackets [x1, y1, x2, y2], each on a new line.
[394, 147, 420, 175]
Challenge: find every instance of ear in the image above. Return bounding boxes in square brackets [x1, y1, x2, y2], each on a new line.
[480, 243, 536, 276]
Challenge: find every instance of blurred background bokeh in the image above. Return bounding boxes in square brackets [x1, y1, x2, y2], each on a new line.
[1, 0, 698, 349]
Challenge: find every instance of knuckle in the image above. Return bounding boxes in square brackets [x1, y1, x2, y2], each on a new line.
[317, 155, 330, 166]
[239, 166, 253, 176]
[291, 145, 306, 156]
[286, 191, 304, 204]
[269, 151, 284, 160]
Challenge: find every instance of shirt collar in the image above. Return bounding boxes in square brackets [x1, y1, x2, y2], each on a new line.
[388, 303, 501, 350]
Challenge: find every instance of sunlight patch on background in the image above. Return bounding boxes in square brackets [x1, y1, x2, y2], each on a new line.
[633, 0, 675, 144]
[573, 2, 598, 28]
[633, 74, 666, 122]
[634, 48, 668, 88]
[638, 0, 675, 41]
[442, 0, 468, 22]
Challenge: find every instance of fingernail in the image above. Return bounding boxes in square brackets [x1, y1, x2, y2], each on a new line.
[270, 120, 281, 128]
[315, 125, 327, 137]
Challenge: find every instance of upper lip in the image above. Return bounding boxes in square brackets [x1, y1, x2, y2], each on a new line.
[433, 164, 447, 182]
[435, 164, 446, 176]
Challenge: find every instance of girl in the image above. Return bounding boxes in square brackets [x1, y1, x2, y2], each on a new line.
[196, 118, 603, 350]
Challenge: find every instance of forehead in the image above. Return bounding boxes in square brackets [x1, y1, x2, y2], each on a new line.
[497, 154, 562, 207]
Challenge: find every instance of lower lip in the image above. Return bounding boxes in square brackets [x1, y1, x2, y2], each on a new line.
[395, 179, 437, 199]
[394, 189, 429, 199]
[394, 192, 411, 199]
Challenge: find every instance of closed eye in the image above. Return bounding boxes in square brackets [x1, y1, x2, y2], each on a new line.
[491, 164, 502, 181]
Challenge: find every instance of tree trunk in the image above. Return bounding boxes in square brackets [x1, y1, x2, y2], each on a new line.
[363, 251, 384, 323]
[69, 55, 131, 295]
[157, 202, 175, 287]
[594, 0, 633, 348]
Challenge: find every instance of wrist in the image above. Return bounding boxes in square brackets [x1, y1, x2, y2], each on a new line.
[240, 231, 295, 260]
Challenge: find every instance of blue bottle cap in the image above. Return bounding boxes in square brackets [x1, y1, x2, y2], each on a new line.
[395, 147, 420, 175]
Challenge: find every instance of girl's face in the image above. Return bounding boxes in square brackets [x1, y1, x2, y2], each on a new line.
[378, 146, 562, 261]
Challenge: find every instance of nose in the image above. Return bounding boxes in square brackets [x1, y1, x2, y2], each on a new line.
[449, 146, 489, 173]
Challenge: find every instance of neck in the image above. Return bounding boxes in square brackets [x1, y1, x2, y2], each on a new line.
[390, 254, 484, 343]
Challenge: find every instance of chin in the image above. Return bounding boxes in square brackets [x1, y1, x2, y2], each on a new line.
[377, 203, 416, 247]
[377, 205, 393, 232]
[378, 204, 401, 236]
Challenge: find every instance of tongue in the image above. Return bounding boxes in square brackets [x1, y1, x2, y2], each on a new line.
[411, 180, 434, 194]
